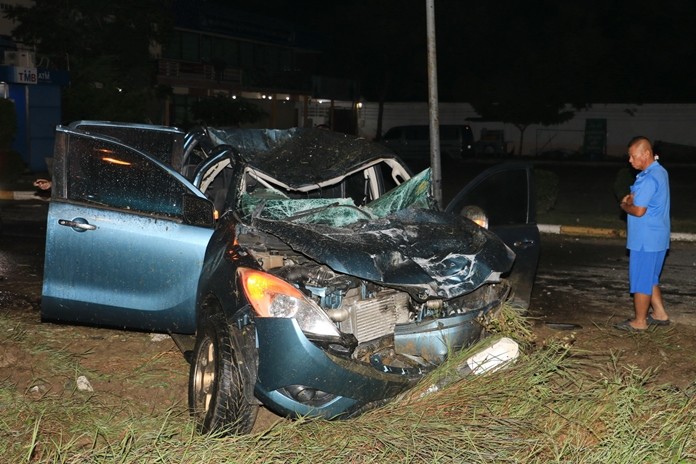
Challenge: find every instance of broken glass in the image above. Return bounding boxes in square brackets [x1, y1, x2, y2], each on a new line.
[238, 168, 435, 227]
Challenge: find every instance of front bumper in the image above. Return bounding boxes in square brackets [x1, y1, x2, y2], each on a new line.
[253, 282, 510, 419]
[254, 317, 414, 419]
[395, 282, 511, 363]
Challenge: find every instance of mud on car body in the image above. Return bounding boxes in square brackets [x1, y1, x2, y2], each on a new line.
[41, 122, 539, 434]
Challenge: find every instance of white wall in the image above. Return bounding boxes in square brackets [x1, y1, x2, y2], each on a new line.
[355, 102, 696, 157]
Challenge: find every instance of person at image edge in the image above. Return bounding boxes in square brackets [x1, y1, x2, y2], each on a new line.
[614, 136, 671, 331]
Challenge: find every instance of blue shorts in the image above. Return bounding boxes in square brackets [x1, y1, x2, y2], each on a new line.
[629, 249, 667, 295]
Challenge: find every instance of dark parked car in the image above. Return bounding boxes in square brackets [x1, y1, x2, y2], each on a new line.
[379, 124, 475, 162]
[41, 122, 539, 434]
[474, 129, 509, 157]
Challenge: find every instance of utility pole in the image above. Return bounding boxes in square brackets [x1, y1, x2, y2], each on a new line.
[425, 0, 442, 206]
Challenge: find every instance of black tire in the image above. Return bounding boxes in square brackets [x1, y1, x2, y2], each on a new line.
[188, 311, 258, 435]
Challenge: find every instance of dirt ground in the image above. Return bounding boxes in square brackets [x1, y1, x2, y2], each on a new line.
[529, 291, 696, 391]
[0, 292, 187, 411]
[2, 273, 695, 436]
[1, 196, 695, 433]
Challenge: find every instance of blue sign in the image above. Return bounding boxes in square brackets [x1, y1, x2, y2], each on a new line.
[0, 65, 70, 86]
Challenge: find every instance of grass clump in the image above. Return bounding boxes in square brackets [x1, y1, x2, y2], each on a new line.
[1, 309, 694, 463]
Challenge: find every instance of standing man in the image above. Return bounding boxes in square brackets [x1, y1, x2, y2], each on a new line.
[614, 136, 671, 331]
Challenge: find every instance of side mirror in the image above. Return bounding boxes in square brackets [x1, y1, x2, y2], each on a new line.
[183, 194, 215, 227]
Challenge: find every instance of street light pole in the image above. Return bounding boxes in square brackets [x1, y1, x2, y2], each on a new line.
[425, 0, 442, 207]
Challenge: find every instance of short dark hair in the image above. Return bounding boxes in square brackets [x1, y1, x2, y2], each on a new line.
[627, 136, 652, 149]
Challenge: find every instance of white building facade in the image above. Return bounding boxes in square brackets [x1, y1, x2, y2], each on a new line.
[349, 102, 696, 158]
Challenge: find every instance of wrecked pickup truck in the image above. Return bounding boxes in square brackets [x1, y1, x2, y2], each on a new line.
[40, 122, 539, 434]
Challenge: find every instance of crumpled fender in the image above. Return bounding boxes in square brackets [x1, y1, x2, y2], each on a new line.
[252, 208, 514, 300]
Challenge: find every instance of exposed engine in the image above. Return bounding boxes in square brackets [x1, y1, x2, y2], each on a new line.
[250, 248, 489, 347]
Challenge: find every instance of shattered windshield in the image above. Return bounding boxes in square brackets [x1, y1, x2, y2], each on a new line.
[239, 169, 435, 227]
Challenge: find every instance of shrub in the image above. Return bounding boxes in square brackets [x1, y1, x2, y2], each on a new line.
[535, 169, 559, 213]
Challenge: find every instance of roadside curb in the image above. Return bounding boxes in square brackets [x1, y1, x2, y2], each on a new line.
[538, 224, 696, 242]
[0, 190, 45, 201]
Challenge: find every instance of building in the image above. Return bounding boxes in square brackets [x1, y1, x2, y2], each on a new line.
[0, 1, 360, 172]
[160, 0, 359, 131]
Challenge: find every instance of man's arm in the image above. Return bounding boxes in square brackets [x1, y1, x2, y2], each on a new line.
[620, 193, 647, 217]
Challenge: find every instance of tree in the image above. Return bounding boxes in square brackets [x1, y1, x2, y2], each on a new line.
[448, 1, 586, 154]
[4, 0, 174, 123]
[470, 100, 576, 156]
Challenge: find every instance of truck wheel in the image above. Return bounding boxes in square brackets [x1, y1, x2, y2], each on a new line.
[188, 312, 258, 435]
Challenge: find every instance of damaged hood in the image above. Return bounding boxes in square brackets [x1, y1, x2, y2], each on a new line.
[252, 208, 515, 300]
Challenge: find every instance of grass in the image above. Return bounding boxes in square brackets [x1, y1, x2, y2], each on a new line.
[1, 305, 694, 463]
[533, 164, 696, 235]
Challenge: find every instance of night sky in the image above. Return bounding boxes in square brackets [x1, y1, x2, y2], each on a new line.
[228, 0, 696, 103]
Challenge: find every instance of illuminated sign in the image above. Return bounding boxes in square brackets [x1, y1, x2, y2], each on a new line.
[0, 66, 67, 85]
[15, 67, 38, 84]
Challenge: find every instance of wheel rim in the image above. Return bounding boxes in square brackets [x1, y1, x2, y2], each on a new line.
[193, 337, 216, 417]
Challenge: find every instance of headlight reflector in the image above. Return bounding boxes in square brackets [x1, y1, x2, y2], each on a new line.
[238, 267, 340, 338]
[460, 205, 489, 229]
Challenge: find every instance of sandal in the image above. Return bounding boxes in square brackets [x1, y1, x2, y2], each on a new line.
[647, 315, 671, 326]
[613, 319, 647, 332]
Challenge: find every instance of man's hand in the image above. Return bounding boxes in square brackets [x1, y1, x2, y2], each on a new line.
[33, 179, 52, 190]
[620, 193, 646, 217]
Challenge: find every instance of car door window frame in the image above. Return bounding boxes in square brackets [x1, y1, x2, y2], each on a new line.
[55, 128, 207, 222]
[446, 162, 536, 227]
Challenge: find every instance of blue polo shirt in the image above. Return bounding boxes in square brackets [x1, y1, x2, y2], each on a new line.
[627, 161, 670, 251]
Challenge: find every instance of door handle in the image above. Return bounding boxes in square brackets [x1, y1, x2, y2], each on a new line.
[58, 219, 97, 231]
[513, 239, 535, 249]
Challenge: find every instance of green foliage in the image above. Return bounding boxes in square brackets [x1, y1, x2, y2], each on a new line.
[2, 329, 695, 461]
[5, 0, 175, 123]
[1, 304, 696, 461]
[535, 169, 560, 213]
[190, 95, 267, 127]
[5, 0, 173, 69]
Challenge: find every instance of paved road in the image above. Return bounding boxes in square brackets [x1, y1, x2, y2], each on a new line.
[531, 233, 696, 327]
[0, 201, 48, 238]
[2, 170, 695, 327]
[3, 211, 694, 327]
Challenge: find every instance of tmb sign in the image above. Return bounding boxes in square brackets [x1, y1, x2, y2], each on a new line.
[14, 67, 38, 84]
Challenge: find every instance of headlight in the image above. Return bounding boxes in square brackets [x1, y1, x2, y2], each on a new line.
[238, 267, 341, 339]
[460, 205, 489, 229]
